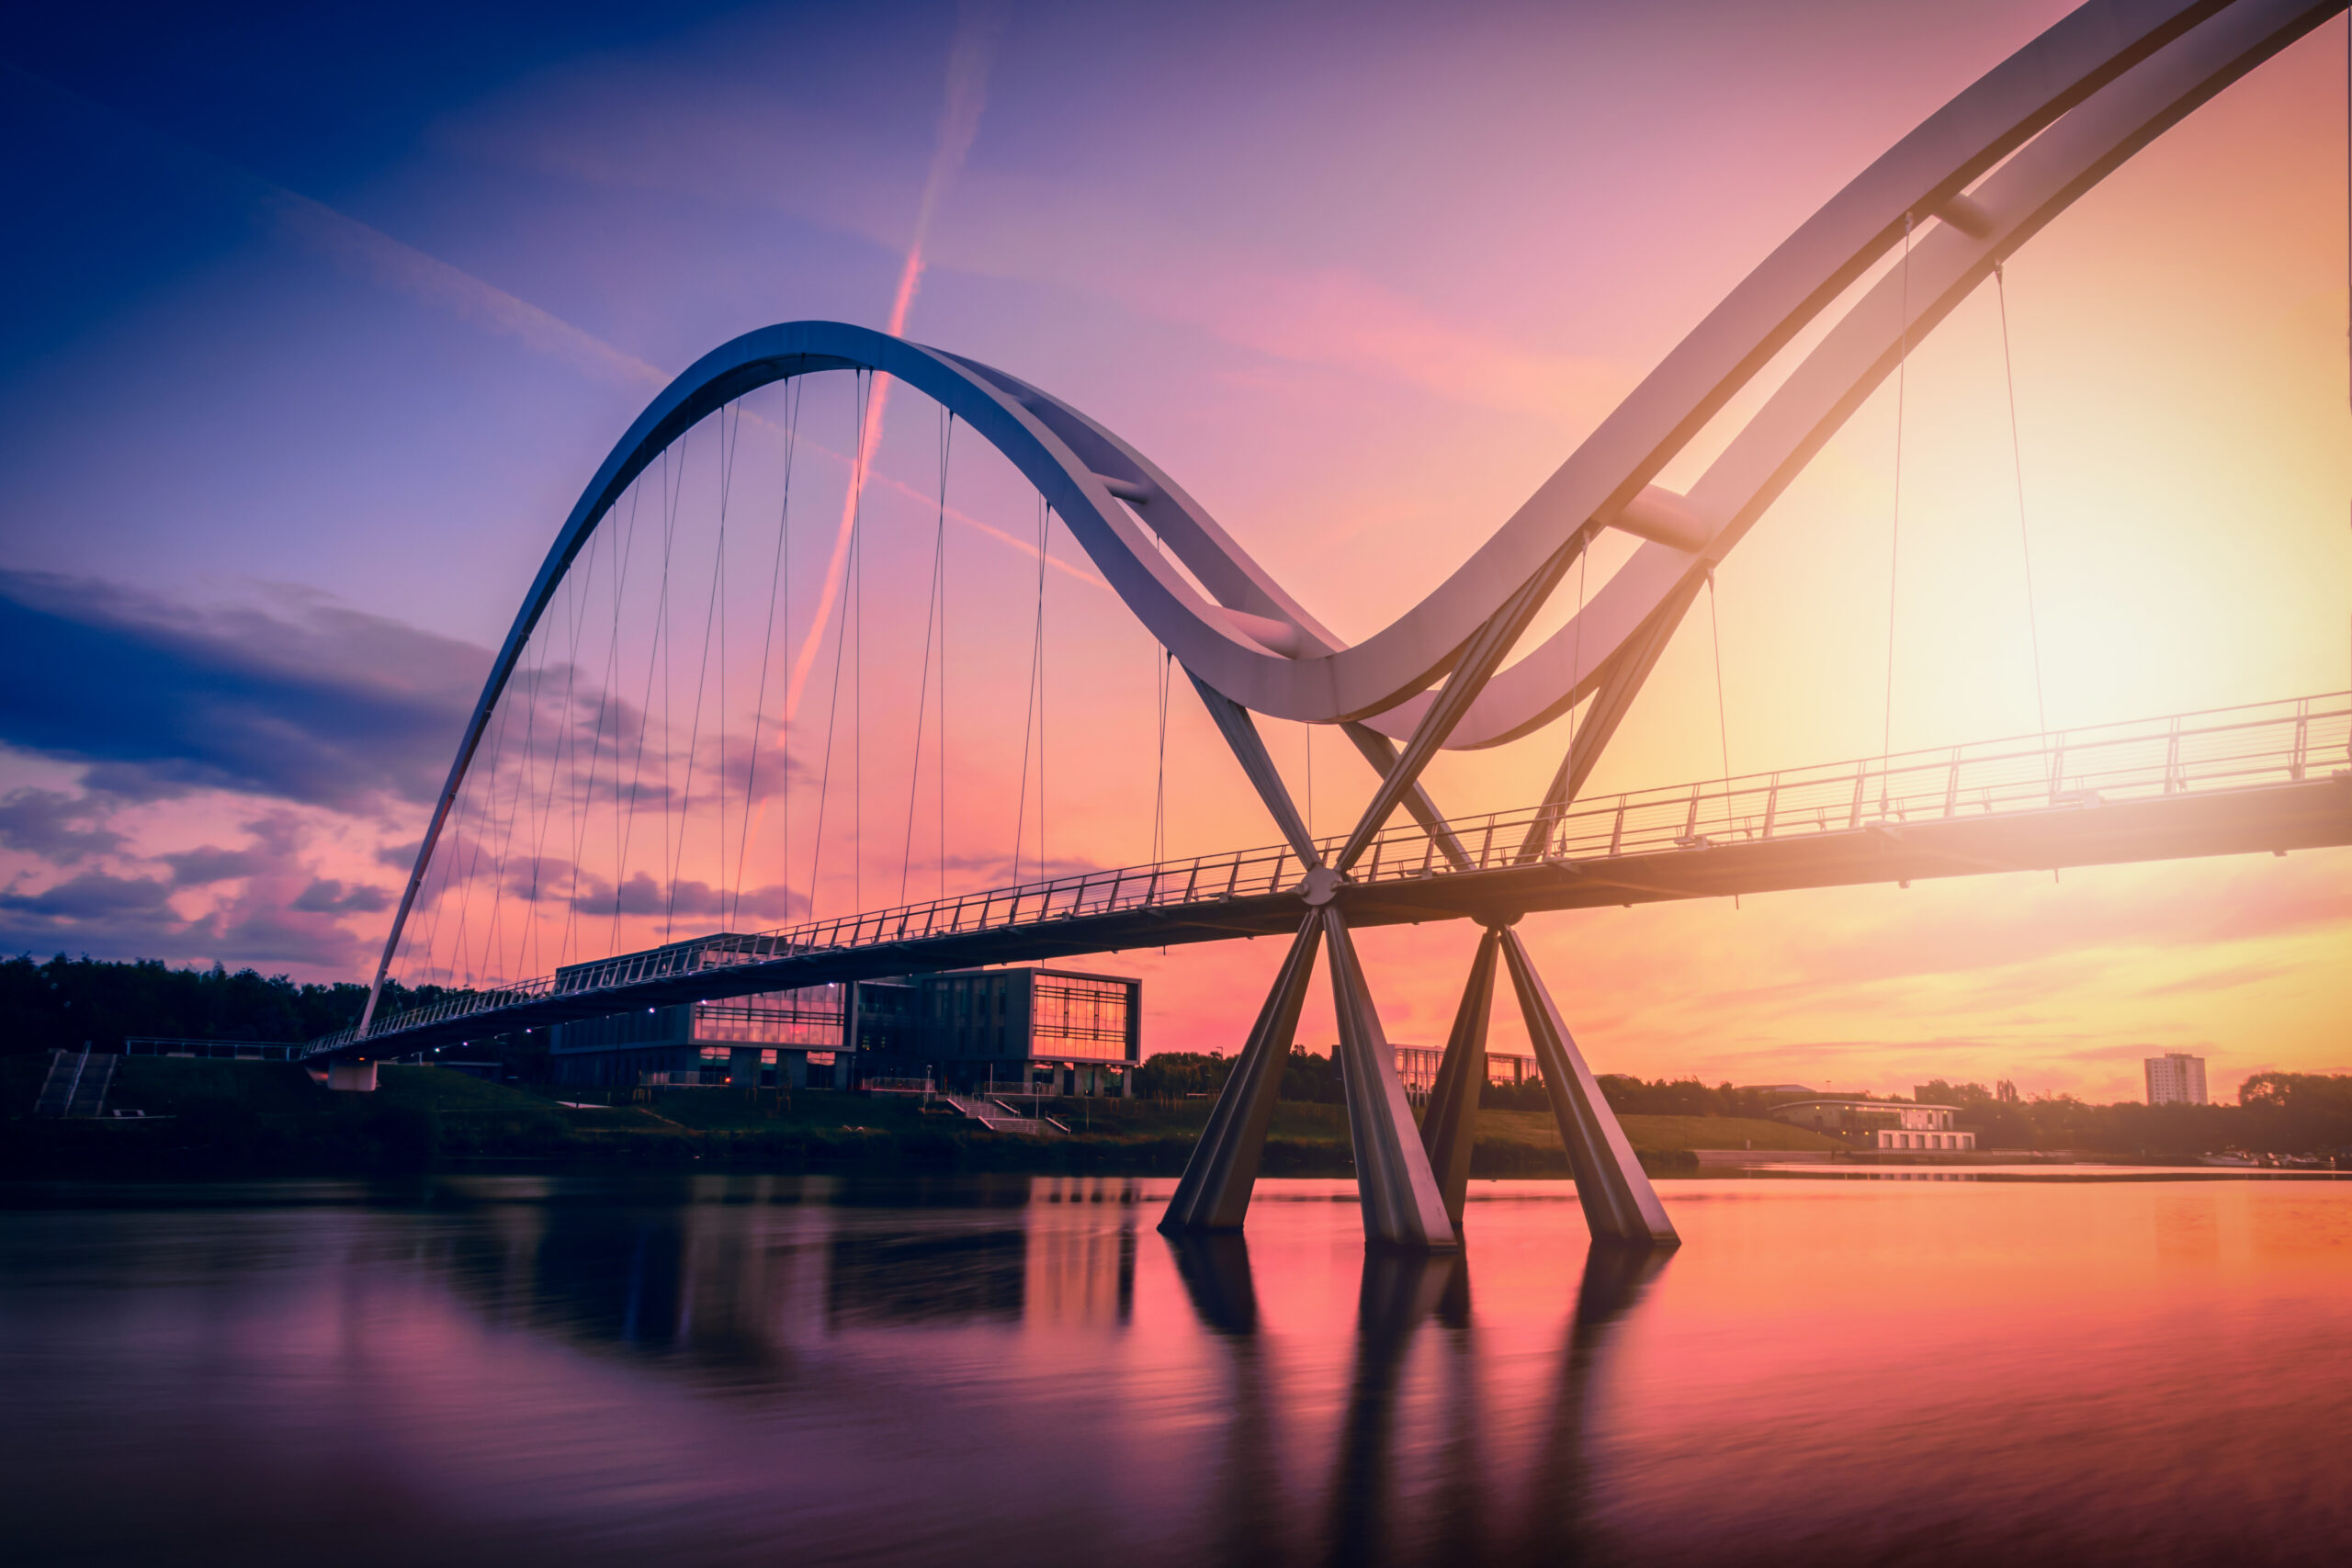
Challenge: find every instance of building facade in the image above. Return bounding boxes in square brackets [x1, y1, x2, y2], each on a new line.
[2144, 1052, 2208, 1106]
[1392, 1045, 1538, 1100]
[862, 967, 1142, 1096]
[547, 944, 1140, 1094]
[1768, 1098, 1978, 1152]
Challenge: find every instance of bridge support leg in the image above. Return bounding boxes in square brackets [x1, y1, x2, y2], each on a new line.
[1325, 909, 1459, 1251]
[1421, 927, 1499, 1231]
[1159, 916, 1323, 1234]
[1498, 930, 1677, 1247]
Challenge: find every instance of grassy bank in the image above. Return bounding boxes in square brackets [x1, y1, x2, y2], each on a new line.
[2, 1055, 1836, 1179]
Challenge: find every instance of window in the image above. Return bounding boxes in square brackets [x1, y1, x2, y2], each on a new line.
[1030, 976, 1130, 1062]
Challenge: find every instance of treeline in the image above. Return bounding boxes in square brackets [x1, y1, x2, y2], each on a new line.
[1133, 1047, 1569, 1113]
[0, 953, 464, 1055]
[1135, 1053, 2352, 1156]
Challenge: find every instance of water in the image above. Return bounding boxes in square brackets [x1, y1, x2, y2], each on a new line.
[4, 1172, 2347, 1568]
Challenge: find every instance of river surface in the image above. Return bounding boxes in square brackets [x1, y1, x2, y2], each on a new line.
[4, 1171, 2347, 1567]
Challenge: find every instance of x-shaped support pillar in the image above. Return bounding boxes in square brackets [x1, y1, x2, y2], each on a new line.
[1163, 534, 1677, 1250]
[1165, 539, 1611, 1251]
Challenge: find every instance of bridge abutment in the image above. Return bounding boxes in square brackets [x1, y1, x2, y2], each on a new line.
[327, 1060, 379, 1093]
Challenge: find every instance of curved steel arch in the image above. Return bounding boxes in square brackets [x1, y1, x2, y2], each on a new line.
[361, 0, 2342, 1025]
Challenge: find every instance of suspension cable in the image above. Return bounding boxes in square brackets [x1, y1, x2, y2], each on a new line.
[1569, 529, 1588, 754]
[854, 369, 868, 916]
[808, 372, 865, 918]
[520, 552, 591, 977]
[734, 378, 800, 927]
[654, 436, 684, 937]
[937, 413, 947, 902]
[901, 407, 952, 903]
[1882, 212, 1913, 784]
[565, 480, 640, 969]
[1994, 264, 2050, 735]
[1014, 493, 1046, 882]
[1153, 649, 1170, 866]
[1707, 568, 1733, 783]
[1706, 564, 1741, 909]
[666, 402, 737, 942]
[611, 444, 682, 953]
[546, 551, 595, 972]
[1305, 721, 1313, 843]
[448, 637, 522, 987]
[482, 609, 548, 979]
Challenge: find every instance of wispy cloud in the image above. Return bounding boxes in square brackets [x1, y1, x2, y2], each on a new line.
[0, 570, 485, 810]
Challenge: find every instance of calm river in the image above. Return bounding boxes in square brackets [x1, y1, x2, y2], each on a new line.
[4, 1172, 2347, 1567]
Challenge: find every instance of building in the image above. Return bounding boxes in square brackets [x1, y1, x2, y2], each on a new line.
[547, 940, 1140, 1095]
[1392, 1045, 1538, 1100]
[548, 982, 849, 1089]
[1768, 1098, 1977, 1152]
[871, 967, 1142, 1097]
[2144, 1052, 2208, 1106]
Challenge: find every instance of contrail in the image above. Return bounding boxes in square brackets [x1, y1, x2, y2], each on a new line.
[6, 60, 1100, 592]
[782, 2, 1003, 724]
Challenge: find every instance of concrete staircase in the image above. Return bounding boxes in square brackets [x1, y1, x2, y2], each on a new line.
[941, 1094, 1063, 1134]
[34, 1048, 119, 1119]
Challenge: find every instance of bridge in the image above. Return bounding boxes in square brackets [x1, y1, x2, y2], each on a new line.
[314, 0, 2352, 1255]
[310, 692, 2350, 1055]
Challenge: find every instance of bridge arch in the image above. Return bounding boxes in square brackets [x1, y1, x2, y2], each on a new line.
[366, 0, 2344, 1024]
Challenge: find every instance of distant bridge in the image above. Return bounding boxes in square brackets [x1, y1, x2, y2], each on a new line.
[315, 0, 2352, 1256]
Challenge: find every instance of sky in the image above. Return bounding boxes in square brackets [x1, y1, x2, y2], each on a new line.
[2, 0, 2346, 1101]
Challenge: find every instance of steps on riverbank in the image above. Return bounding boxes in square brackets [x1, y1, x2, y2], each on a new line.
[941, 1094, 1068, 1134]
[34, 1049, 118, 1119]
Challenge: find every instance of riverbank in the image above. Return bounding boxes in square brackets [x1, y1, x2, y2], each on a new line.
[3, 1055, 1849, 1179]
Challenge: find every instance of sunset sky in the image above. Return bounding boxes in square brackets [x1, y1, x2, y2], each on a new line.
[2, 0, 2346, 1101]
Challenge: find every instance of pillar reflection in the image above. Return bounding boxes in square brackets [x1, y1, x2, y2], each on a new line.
[1517, 1241, 1674, 1563]
[1328, 1249, 1461, 1566]
[1168, 1233, 1287, 1567]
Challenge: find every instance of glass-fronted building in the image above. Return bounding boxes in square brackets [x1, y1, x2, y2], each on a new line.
[547, 943, 1139, 1094]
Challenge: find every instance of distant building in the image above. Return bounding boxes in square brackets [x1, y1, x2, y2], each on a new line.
[1768, 1098, 1976, 1152]
[1392, 1044, 1536, 1100]
[2144, 1053, 2208, 1106]
[547, 940, 1139, 1095]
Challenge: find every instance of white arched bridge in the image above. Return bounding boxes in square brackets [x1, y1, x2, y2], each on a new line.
[309, 0, 2352, 1253]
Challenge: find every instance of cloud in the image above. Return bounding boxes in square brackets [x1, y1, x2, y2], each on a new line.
[0, 870, 189, 957]
[161, 845, 275, 886]
[2, 870, 177, 920]
[289, 877, 394, 915]
[0, 570, 485, 810]
[0, 787, 123, 863]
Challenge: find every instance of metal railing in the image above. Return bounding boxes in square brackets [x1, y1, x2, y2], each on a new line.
[126, 1037, 305, 1061]
[311, 691, 2348, 1055]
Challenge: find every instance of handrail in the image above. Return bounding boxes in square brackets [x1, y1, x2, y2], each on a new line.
[311, 691, 2348, 1055]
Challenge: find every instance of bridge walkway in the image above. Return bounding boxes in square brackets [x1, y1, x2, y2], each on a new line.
[307, 692, 2350, 1062]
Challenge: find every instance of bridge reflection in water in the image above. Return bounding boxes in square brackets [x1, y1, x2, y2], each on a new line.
[11, 1173, 2347, 1566]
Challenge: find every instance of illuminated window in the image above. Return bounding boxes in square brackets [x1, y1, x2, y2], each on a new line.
[1030, 976, 1130, 1062]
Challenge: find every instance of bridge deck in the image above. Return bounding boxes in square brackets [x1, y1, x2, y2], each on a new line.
[311, 694, 2350, 1059]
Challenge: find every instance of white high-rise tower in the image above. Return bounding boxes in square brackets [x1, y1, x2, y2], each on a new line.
[2144, 1053, 2209, 1106]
